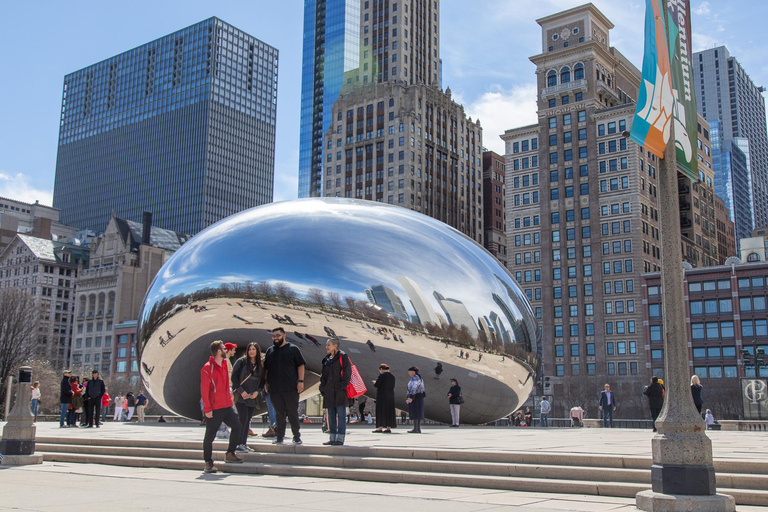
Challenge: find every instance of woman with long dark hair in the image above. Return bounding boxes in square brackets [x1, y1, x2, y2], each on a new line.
[231, 342, 264, 452]
[405, 366, 425, 433]
[372, 364, 396, 433]
[320, 339, 351, 446]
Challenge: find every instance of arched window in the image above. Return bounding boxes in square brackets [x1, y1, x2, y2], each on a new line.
[747, 252, 761, 262]
[547, 70, 557, 87]
[560, 66, 571, 84]
[574, 63, 584, 81]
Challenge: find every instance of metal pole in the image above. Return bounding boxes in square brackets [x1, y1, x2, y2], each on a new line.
[3, 375, 13, 421]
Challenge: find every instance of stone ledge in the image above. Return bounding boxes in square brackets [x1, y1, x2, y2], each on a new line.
[636, 490, 735, 512]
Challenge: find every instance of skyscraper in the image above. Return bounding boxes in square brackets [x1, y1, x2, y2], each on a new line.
[369, 283, 409, 320]
[694, 46, 768, 235]
[502, 4, 660, 415]
[54, 18, 278, 235]
[299, 0, 361, 198]
[321, 0, 484, 242]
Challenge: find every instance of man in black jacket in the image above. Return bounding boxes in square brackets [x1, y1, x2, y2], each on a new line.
[59, 370, 73, 428]
[85, 370, 106, 428]
[643, 376, 665, 432]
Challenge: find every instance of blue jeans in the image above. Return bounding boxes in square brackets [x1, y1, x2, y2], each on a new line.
[602, 407, 614, 427]
[31, 399, 39, 418]
[326, 404, 347, 442]
[264, 393, 276, 426]
[60, 403, 69, 426]
[540, 413, 548, 427]
[101, 404, 109, 422]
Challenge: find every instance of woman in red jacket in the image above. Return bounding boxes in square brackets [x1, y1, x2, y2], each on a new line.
[200, 340, 243, 473]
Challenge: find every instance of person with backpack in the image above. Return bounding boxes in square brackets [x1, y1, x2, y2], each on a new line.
[319, 339, 351, 446]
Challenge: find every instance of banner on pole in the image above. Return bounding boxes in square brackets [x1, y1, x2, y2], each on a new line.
[629, 0, 674, 159]
[666, 0, 699, 181]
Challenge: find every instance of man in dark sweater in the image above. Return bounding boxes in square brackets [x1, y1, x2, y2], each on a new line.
[59, 370, 73, 428]
[85, 370, 106, 428]
[263, 327, 306, 445]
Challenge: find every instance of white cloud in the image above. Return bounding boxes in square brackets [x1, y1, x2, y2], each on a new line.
[272, 150, 299, 202]
[694, 1, 711, 16]
[0, 171, 53, 206]
[455, 85, 539, 155]
[692, 31, 721, 52]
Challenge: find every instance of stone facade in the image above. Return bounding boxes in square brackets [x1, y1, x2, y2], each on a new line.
[482, 150, 507, 266]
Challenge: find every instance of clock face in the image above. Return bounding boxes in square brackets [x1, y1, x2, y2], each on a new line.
[561, 28, 571, 40]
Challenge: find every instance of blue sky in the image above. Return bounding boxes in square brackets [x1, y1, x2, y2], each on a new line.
[0, 0, 763, 209]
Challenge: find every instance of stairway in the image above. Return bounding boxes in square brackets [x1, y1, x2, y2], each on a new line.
[33, 436, 768, 506]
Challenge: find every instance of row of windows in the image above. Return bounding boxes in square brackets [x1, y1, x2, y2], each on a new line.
[554, 361, 639, 377]
[549, 183, 590, 199]
[605, 320, 637, 334]
[548, 147, 589, 163]
[553, 245, 593, 261]
[512, 173, 538, 187]
[550, 165, 589, 181]
[553, 324, 595, 338]
[513, 232, 541, 246]
[547, 111, 587, 129]
[513, 215, 540, 228]
[547, 91, 583, 108]
[511, 137, 538, 154]
[552, 227, 592, 242]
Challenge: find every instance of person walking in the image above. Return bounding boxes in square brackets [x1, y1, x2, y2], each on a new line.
[263, 327, 307, 445]
[598, 383, 618, 428]
[643, 376, 664, 432]
[540, 396, 551, 427]
[231, 342, 264, 452]
[85, 370, 106, 428]
[126, 392, 138, 421]
[447, 378, 462, 427]
[319, 339, 351, 446]
[30, 381, 41, 422]
[201, 340, 243, 473]
[136, 391, 149, 423]
[691, 374, 704, 414]
[434, 362, 443, 380]
[372, 364, 396, 433]
[405, 366, 425, 433]
[59, 370, 72, 428]
[113, 393, 124, 422]
[101, 388, 111, 424]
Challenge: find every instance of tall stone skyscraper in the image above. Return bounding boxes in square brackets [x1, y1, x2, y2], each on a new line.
[502, 4, 663, 416]
[53, 18, 278, 234]
[322, 0, 483, 243]
[694, 46, 768, 239]
[298, 0, 360, 198]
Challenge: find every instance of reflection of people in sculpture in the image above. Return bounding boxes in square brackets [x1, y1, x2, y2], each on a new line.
[434, 362, 443, 379]
[319, 339, 350, 446]
[372, 364, 396, 433]
[367, 340, 376, 352]
[459, 350, 464, 359]
[405, 366, 425, 433]
[478, 353, 483, 362]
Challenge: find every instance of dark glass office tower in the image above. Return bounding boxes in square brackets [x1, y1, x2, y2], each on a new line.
[298, 0, 360, 198]
[54, 18, 278, 234]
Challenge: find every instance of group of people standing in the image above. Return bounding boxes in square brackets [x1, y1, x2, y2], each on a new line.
[57, 368, 147, 428]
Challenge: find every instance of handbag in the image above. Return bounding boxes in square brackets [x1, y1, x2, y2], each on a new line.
[341, 353, 367, 399]
[236, 361, 260, 407]
[456, 395, 465, 404]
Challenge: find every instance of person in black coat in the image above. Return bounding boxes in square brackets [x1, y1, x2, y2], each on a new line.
[59, 370, 73, 428]
[691, 374, 704, 414]
[231, 342, 264, 452]
[84, 370, 106, 428]
[373, 364, 396, 433]
[643, 376, 665, 432]
[319, 339, 351, 445]
[448, 378, 462, 427]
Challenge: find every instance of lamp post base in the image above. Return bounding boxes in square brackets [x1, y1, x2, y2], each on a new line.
[636, 490, 735, 512]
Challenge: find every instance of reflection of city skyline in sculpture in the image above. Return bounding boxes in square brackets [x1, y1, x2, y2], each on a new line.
[137, 199, 539, 424]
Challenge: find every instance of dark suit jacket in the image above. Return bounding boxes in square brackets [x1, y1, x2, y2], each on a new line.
[599, 390, 617, 409]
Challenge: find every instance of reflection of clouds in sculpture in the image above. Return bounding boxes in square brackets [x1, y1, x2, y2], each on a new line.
[138, 198, 538, 423]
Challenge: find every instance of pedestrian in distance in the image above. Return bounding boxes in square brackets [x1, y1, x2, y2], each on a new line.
[319, 339, 351, 446]
[101, 388, 111, 424]
[30, 381, 41, 423]
[59, 370, 73, 428]
[405, 366, 425, 433]
[81, 377, 90, 426]
[85, 370, 105, 427]
[231, 342, 264, 453]
[540, 396, 551, 427]
[201, 340, 244, 473]
[372, 364, 396, 433]
[447, 378, 462, 427]
[136, 390, 149, 423]
[263, 327, 307, 445]
[358, 394, 367, 420]
[691, 374, 704, 414]
[113, 393, 124, 422]
[434, 362, 443, 380]
[69, 376, 83, 427]
[643, 376, 664, 432]
[705, 409, 716, 429]
[599, 383, 618, 428]
[125, 392, 136, 421]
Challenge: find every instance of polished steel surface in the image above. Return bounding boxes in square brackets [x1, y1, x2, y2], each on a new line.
[138, 198, 539, 423]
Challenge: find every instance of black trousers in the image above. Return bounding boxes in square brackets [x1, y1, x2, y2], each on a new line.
[88, 401, 101, 426]
[271, 392, 300, 441]
[650, 407, 661, 429]
[235, 401, 257, 447]
[203, 407, 241, 463]
[84, 400, 93, 426]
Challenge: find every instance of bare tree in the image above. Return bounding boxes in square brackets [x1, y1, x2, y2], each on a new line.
[327, 291, 343, 311]
[9, 358, 58, 415]
[274, 282, 297, 303]
[344, 297, 358, 314]
[307, 288, 327, 309]
[243, 280, 256, 298]
[256, 281, 274, 300]
[0, 289, 40, 408]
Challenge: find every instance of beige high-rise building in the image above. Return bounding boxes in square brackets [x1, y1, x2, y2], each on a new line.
[324, 0, 483, 242]
[501, 4, 664, 416]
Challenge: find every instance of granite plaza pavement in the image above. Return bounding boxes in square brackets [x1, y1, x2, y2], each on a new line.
[1, 421, 767, 511]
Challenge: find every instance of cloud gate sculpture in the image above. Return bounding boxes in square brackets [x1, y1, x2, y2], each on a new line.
[138, 198, 540, 424]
